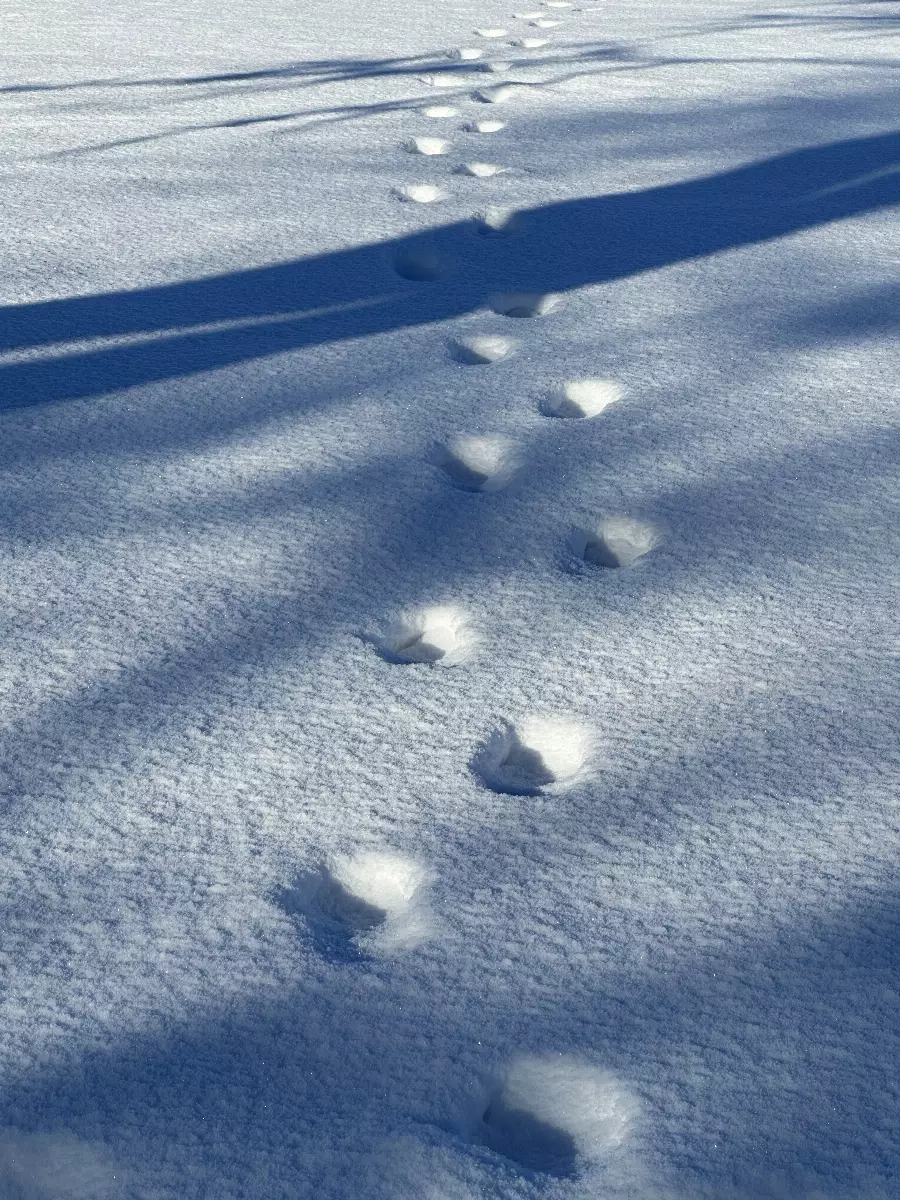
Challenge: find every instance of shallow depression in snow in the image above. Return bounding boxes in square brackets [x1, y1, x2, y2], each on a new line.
[491, 291, 561, 318]
[450, 334, 515, 363]
[479, 1056, 636, 1177]
[394, 183, 447, 203]
[392, 249, 444, 281]
[473, 716, 593, 795]
[573, 516, 660, 569]
[282, 850, 433, 955]
[432, 434, 521, 492]
[543, 378, 624, 418]
[367, 603, 476, 665]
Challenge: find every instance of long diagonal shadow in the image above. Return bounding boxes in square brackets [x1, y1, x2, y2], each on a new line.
[1, 128, 898, 411]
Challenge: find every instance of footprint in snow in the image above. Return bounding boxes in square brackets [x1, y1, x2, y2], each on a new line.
[572, 516, 660, 568]
[478, 1056, 636, 1177]
[513, 10, 545, 17]
[482, 61, 513, 73]
[367, 603, 476, 664]
[472, 206, 521, 236]
[474, 84, 522, 103]
[407, 136, 450, 156]
[474, 27, 509, 38]
[542, 378, 624, 418]
[531, 17, 562, 26]
[432, 433, 521, 491]
[473, 715, 593, 795]
[394, 184, 446, 203]
[450, 334, 515, 363]
[450, 46, 484, 60]
[514, 37, 549, 47]
[392, 249, 443, 280]
[464, 118, 506, 132]
[491, 291, 561, 317]
[544, 1, 573, 7]
[456, 162, 507, 178]
[278, 850, 433, 958]
[422, 105, 460, 118]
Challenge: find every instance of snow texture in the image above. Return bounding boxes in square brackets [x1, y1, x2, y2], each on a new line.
[0, 0, 898, 1196]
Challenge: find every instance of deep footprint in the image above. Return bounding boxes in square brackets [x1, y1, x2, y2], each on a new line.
[368, 603, 476, 664]
[473, 716, 592, 795]
[543, 378, 624, 418]
[491, 291, 560, 317]
[433, 434, 521, 492]
[450, 334, 515, 363]
[573, 516, 660, 568]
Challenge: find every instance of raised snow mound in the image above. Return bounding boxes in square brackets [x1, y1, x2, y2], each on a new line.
[543, 378, 624, 418]
[473, 716, 593, 795]
[433, 434, 521, 492]
[573, 517, 660, 569]
[282, 850, 433, 956]
[367, 603, 476, 665]
[480, 1055, 637, 1176]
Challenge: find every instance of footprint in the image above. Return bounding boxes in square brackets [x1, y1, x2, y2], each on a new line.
[367, 603, 476, 665]
[465, 118, 506, 132]
[423, 105, 460, 117]
[491, 291, 560, 317]
[474, 85, 521, 103]
[544, 1, 573, 7]
[392, 249, 443, 281]
[473, 716, 593, 795]
[407, 136, 450, 156]
[482, 60, 513, 73]
[450, 334, 515, 363]
[473, 207, 521, 236]
[456, 162, 507, 178]
[572, 516, 660, 568]
[279, 850, 433, 957]
[421, 73, 468, 89]
[433, 434, 521, 491]
[531, 17, 561, 26]
[474, 27, 509, 37]
[513, 36, 549, 47]
[479, 1056, 636, 1177]
[394, 184, 447, 203]
[450, 46, 484, 60]
[513, 10, 545, 16]
[542, 378, 624, 418]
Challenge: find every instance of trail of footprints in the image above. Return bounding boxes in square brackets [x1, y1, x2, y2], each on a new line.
[291, 1, 646, 1181]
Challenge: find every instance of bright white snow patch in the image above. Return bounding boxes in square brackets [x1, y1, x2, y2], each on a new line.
[474, 716, 594, 795]
[573, 516, 660, 568]
[394, 184, 447, 203]
[531, 18, 561, 27]
[465, 119, 506, 133]
[422, 105, 460, 118]
[473, 206, 521, 235]
[407, 136, 450, 156]
[456, 162, 507, 178]
[513, 11, 545, 18]
[515, 37, 550, 48]
[491, 291, 561, 318]
[474, 85, 521, 104]
[298, 851, 433, 954]
[482, 61, 513, 74]
[543, 378, 625, 418]
[433, 434, 521, 492]
[450, 46, 483, 61]
[474, 28, 508, 38]
[368, 604, 476, 665]
[450, 334, 515, 364]
[480, 1056, 637, 1176]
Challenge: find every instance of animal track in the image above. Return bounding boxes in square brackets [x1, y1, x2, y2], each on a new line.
[474, 27, 509, 38]
[473, 716, 593, 795]
[465, 118, 506, 132]
[433, 434, 521, 491]
[456, 162, 507, 178]
[407, 136, 450, 156]
[450, 334, 515, 363]
[490, 291, 560, 317]
[479, 1056, 636, 1177]
[368, 604, 476, 665]
[572, 516, 660, 568]
[423, 105, 460, 117]
[542, 378, 624, 418]
[394, 184, 446, 203]
[474, 85, 521, 103]
[280, 850, 433, 956]
[473, 206, 521, 235]
[392, 249, 443, 280]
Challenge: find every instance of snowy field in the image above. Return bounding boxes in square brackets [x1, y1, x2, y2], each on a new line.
[0, 0, 898, 1196]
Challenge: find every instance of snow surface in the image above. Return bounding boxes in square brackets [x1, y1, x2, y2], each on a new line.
[0, 0, 898, 1196]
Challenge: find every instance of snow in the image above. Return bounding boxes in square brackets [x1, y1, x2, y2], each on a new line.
[0, 0, 898, 1196]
